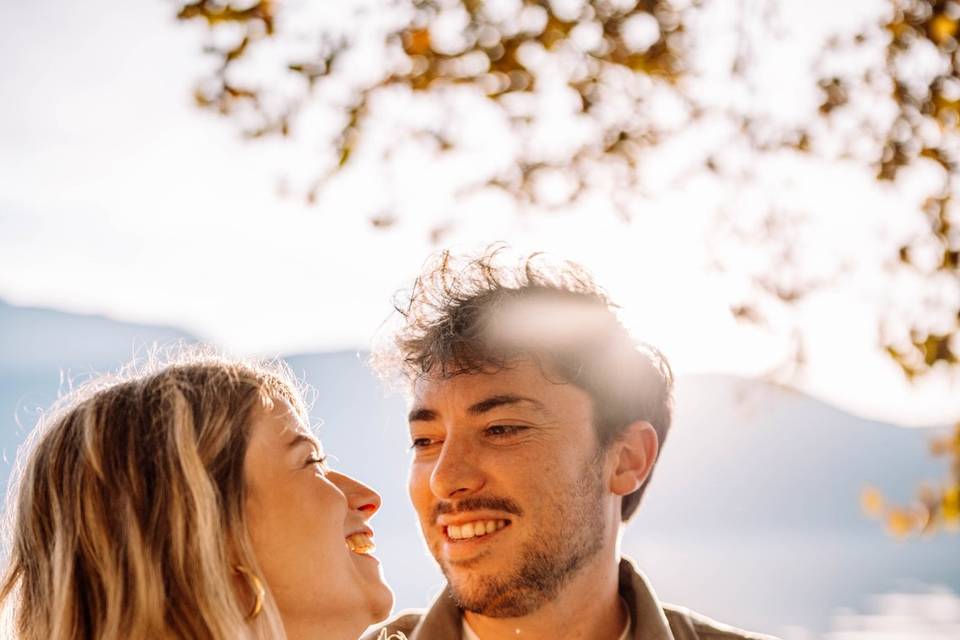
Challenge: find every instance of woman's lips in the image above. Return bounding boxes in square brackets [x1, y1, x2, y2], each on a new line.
[346, 531, 375, 554]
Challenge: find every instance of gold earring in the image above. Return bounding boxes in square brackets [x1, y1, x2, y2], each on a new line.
[234, 565, 265, 620]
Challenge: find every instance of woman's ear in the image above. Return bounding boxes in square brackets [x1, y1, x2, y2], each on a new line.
[608, 421, 659, 497]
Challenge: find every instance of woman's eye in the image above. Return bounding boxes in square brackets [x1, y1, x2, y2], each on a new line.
[305, 452, 329, 472]
[485, 425, 528, 438]
[410, 437, 430, 449]
[409, 437, 438, 450]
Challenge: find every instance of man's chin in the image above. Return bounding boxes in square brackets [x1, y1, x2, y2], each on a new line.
[441, 554, 490, 571]
[432, 539, 498, 572]
[442, 565, 495, 596]
[446, 575, 543, 619]
[440, 560, 493, 593]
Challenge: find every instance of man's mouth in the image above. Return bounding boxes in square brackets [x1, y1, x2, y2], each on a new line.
[445, 519, 510, 541]
[346, 532, 376, 554]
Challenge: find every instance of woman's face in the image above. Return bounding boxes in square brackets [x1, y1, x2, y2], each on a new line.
[243, 398, 393, 635]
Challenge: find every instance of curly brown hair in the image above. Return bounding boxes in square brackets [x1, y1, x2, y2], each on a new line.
[380, 245, 673, 521]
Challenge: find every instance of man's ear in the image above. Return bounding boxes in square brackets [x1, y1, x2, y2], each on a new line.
[609, 421, 659, 497]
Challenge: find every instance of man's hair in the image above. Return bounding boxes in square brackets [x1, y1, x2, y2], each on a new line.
[381, 245, 673, 521]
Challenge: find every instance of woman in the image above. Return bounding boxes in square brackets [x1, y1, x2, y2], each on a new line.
[0, 351, 395, 639]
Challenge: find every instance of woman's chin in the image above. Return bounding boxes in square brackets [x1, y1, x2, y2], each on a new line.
[369, 583, 395, 624]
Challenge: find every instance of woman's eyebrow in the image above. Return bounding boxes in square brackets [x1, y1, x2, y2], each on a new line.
[285, 432, 319, 451]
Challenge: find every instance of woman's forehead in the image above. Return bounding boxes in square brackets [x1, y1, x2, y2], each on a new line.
[251, 398, 319, 446]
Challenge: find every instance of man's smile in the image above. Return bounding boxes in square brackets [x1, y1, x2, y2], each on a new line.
[432, 513, 516, 564]
[444, 518, 510, 541]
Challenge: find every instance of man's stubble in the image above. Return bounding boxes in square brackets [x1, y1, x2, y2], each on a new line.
[436, 456, 608, 618]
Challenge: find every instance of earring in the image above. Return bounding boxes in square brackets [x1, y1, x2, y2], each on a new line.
[234, 565, 265, 620]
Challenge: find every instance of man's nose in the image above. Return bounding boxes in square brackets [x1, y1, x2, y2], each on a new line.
[429, 435, 485, 499]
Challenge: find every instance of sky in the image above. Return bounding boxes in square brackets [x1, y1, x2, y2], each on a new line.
[1, 0, 958, 428]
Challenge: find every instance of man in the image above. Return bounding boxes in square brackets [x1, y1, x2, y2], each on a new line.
[367, 247, 776, 640]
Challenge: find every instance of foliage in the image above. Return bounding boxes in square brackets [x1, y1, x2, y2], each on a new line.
[862, 422, 960, 536]
[818, 0, 960, 380]
[174, 0, 960, 534]
[175, 0, 693, 210]
[833, 0, 960, 537]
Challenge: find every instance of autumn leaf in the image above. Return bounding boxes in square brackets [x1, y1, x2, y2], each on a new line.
[861, 486, 885, 517]
[886, 507, 921, 538]
[402, 29, 431, 56]
[943, 484, 960, 523]
[370, 214, 396, 229]
[930, 14, 958, 45]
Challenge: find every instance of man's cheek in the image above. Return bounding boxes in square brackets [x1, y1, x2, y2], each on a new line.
[408, 472, 433, 522]
[407, 465, 426, 500]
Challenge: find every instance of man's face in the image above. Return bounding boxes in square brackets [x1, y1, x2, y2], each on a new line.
[407, 358, 616, 617]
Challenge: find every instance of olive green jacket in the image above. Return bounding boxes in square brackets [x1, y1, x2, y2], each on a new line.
[364, 557, 779, 640]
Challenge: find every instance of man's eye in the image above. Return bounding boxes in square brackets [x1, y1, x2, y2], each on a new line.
[485, 425, 528, 438]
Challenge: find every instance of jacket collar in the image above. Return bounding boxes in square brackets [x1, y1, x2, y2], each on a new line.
[410, 557, 675, 640]
[408, 588, 463, 640]
[618, 556, 676, 640]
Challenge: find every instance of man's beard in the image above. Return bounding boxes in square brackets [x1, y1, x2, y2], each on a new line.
[437, 460, 607, 618]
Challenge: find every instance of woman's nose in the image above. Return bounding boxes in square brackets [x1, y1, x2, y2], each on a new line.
[339, 472, 382, 518]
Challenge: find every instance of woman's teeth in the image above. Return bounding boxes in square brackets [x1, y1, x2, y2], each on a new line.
[346, 533, 375, 554]
[446, 519, 509, 540]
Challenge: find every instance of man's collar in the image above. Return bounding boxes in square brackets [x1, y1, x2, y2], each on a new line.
[461, 611, 631, 640]
[415, 557, 675, 640]
[618, 556, 676, 640]
[407, 588, 463, 640]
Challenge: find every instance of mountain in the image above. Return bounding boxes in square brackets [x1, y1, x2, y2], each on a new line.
[626, 376, 958, 636]
[0, 300, 199, 468]
[0, 298, 956, 638]
[0, 299, 196, 375]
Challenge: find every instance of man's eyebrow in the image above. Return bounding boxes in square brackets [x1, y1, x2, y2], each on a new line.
[407, 394, 549, 422]
[468, 394, 547, 416]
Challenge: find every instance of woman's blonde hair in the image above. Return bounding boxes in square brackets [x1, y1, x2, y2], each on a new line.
[0, 348, 305, 639]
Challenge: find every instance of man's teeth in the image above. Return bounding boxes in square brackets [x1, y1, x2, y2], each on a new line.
[446, 519, 508, 540]
[346, 533, 375, 554]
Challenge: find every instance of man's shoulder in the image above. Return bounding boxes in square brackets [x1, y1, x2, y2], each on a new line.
[663, 604, 780, 640]
[361, 609, 425, 640]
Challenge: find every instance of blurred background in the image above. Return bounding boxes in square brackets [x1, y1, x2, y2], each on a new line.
[2, 0, 959, 637]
